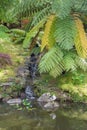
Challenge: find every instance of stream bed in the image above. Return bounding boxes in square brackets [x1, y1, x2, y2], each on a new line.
[0, 103, 87, 130]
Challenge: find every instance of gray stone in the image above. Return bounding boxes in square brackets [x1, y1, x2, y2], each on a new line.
[50, 113, 56, 119]
[7, 98, 22, 105]
[37, 93, 56, 102]
[25, 86, 35, 99]
[44, 101, 59, 109]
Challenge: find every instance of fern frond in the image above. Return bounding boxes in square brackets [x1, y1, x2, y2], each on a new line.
[74, 0, 87, 13]
[74, 17, 87, 58]
[31, 6, 51, 26]
[75, 56, 87, 71]
[16, 0, 51, 18]
[41, 15, 56, 51]
[63, 54, 77, 71]
[23, 18, 46, 48]
[49, 63, 64, 78]
[55, 16, 76, 50]
[52, 0, 72, 19]
[39, 46, 63, 73]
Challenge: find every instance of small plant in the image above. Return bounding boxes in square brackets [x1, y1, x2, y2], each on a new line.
[0, 53, 12, 68]
[72, 72, 85, 85]
[14, 99, 32, 111]
[10, 82, 23, 97]
[22, 99, 32, 110]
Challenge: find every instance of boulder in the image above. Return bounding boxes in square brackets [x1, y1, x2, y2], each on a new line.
[37, 93, 56, 102]
[44, 101, 59, 109]
[7, 98, 22, 105]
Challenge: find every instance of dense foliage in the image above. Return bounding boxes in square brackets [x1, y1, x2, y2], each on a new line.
[0, 0, 87, 77]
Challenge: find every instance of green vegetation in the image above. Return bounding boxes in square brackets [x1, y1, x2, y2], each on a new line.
[0, 0, 87, 103]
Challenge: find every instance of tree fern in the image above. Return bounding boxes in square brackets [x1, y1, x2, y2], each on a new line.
[1, 0, 87, 78]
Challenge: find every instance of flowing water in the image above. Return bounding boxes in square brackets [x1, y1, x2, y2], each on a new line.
[0, 103, 87, 130]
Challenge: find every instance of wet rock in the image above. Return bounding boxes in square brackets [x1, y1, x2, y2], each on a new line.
[50, 113, 56, 120]
[38, 101, 59, 111]
[37, 93, 56, 102]
[44, 101, 59, 109]
[25, 86, 35, 100]
[7, 98, 22, 105]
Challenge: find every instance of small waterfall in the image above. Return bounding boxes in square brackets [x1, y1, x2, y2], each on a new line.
[24, 53, 39, 100]
[25, 86, 35, 100]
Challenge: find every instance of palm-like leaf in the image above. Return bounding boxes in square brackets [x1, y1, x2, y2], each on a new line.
[39, 46, 63, 73]
[54, 16, 77, 50]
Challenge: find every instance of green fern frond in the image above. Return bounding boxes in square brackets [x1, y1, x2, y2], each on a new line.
[23, 18, 46, 48]
[39, 46, 63, 73]
[75, 56, 87, 71]
[31, 6, 51, 26]
[63, 54, 77, 71]
[0, 25, 9, 32]
[52, 0, 72, 19]
[54, 16, 76, 50]
[74, 0, 87, 13]
[16, 0, 51, 18]
[49, 62, 64, 78]
[0, 0, 18, 22]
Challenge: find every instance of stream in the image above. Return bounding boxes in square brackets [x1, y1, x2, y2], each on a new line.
[0, 103, 87, 130]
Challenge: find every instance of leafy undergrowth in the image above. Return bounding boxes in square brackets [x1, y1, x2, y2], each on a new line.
[34, 70, 87, 103]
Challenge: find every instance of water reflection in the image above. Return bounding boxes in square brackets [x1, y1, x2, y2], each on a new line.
[0, 103, 87, 130]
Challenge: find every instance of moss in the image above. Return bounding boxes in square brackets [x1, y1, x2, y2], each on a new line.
[0, 41, 27, 82]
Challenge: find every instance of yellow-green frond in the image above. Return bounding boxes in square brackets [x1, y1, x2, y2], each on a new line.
[74, 18, 87, 58]
[23, 18, 46, 48]
[41, 15, 56, 51]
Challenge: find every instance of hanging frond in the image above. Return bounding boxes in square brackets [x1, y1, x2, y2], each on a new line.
[49, 64, 64, 78]
[39, 46, 63, 73]
[75, 56, 87, 71]
[52, 0, 72, 19]
[74, 0, 87, 14]
[31, 6, 51, 26]
[16, 0, 51, 18]
[54, 16, 76, 50]
[41, 15, 56, 51]
[23, 18, 46, 48]
[74, 17, 87, 58]
[63, 54, 77, 71]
